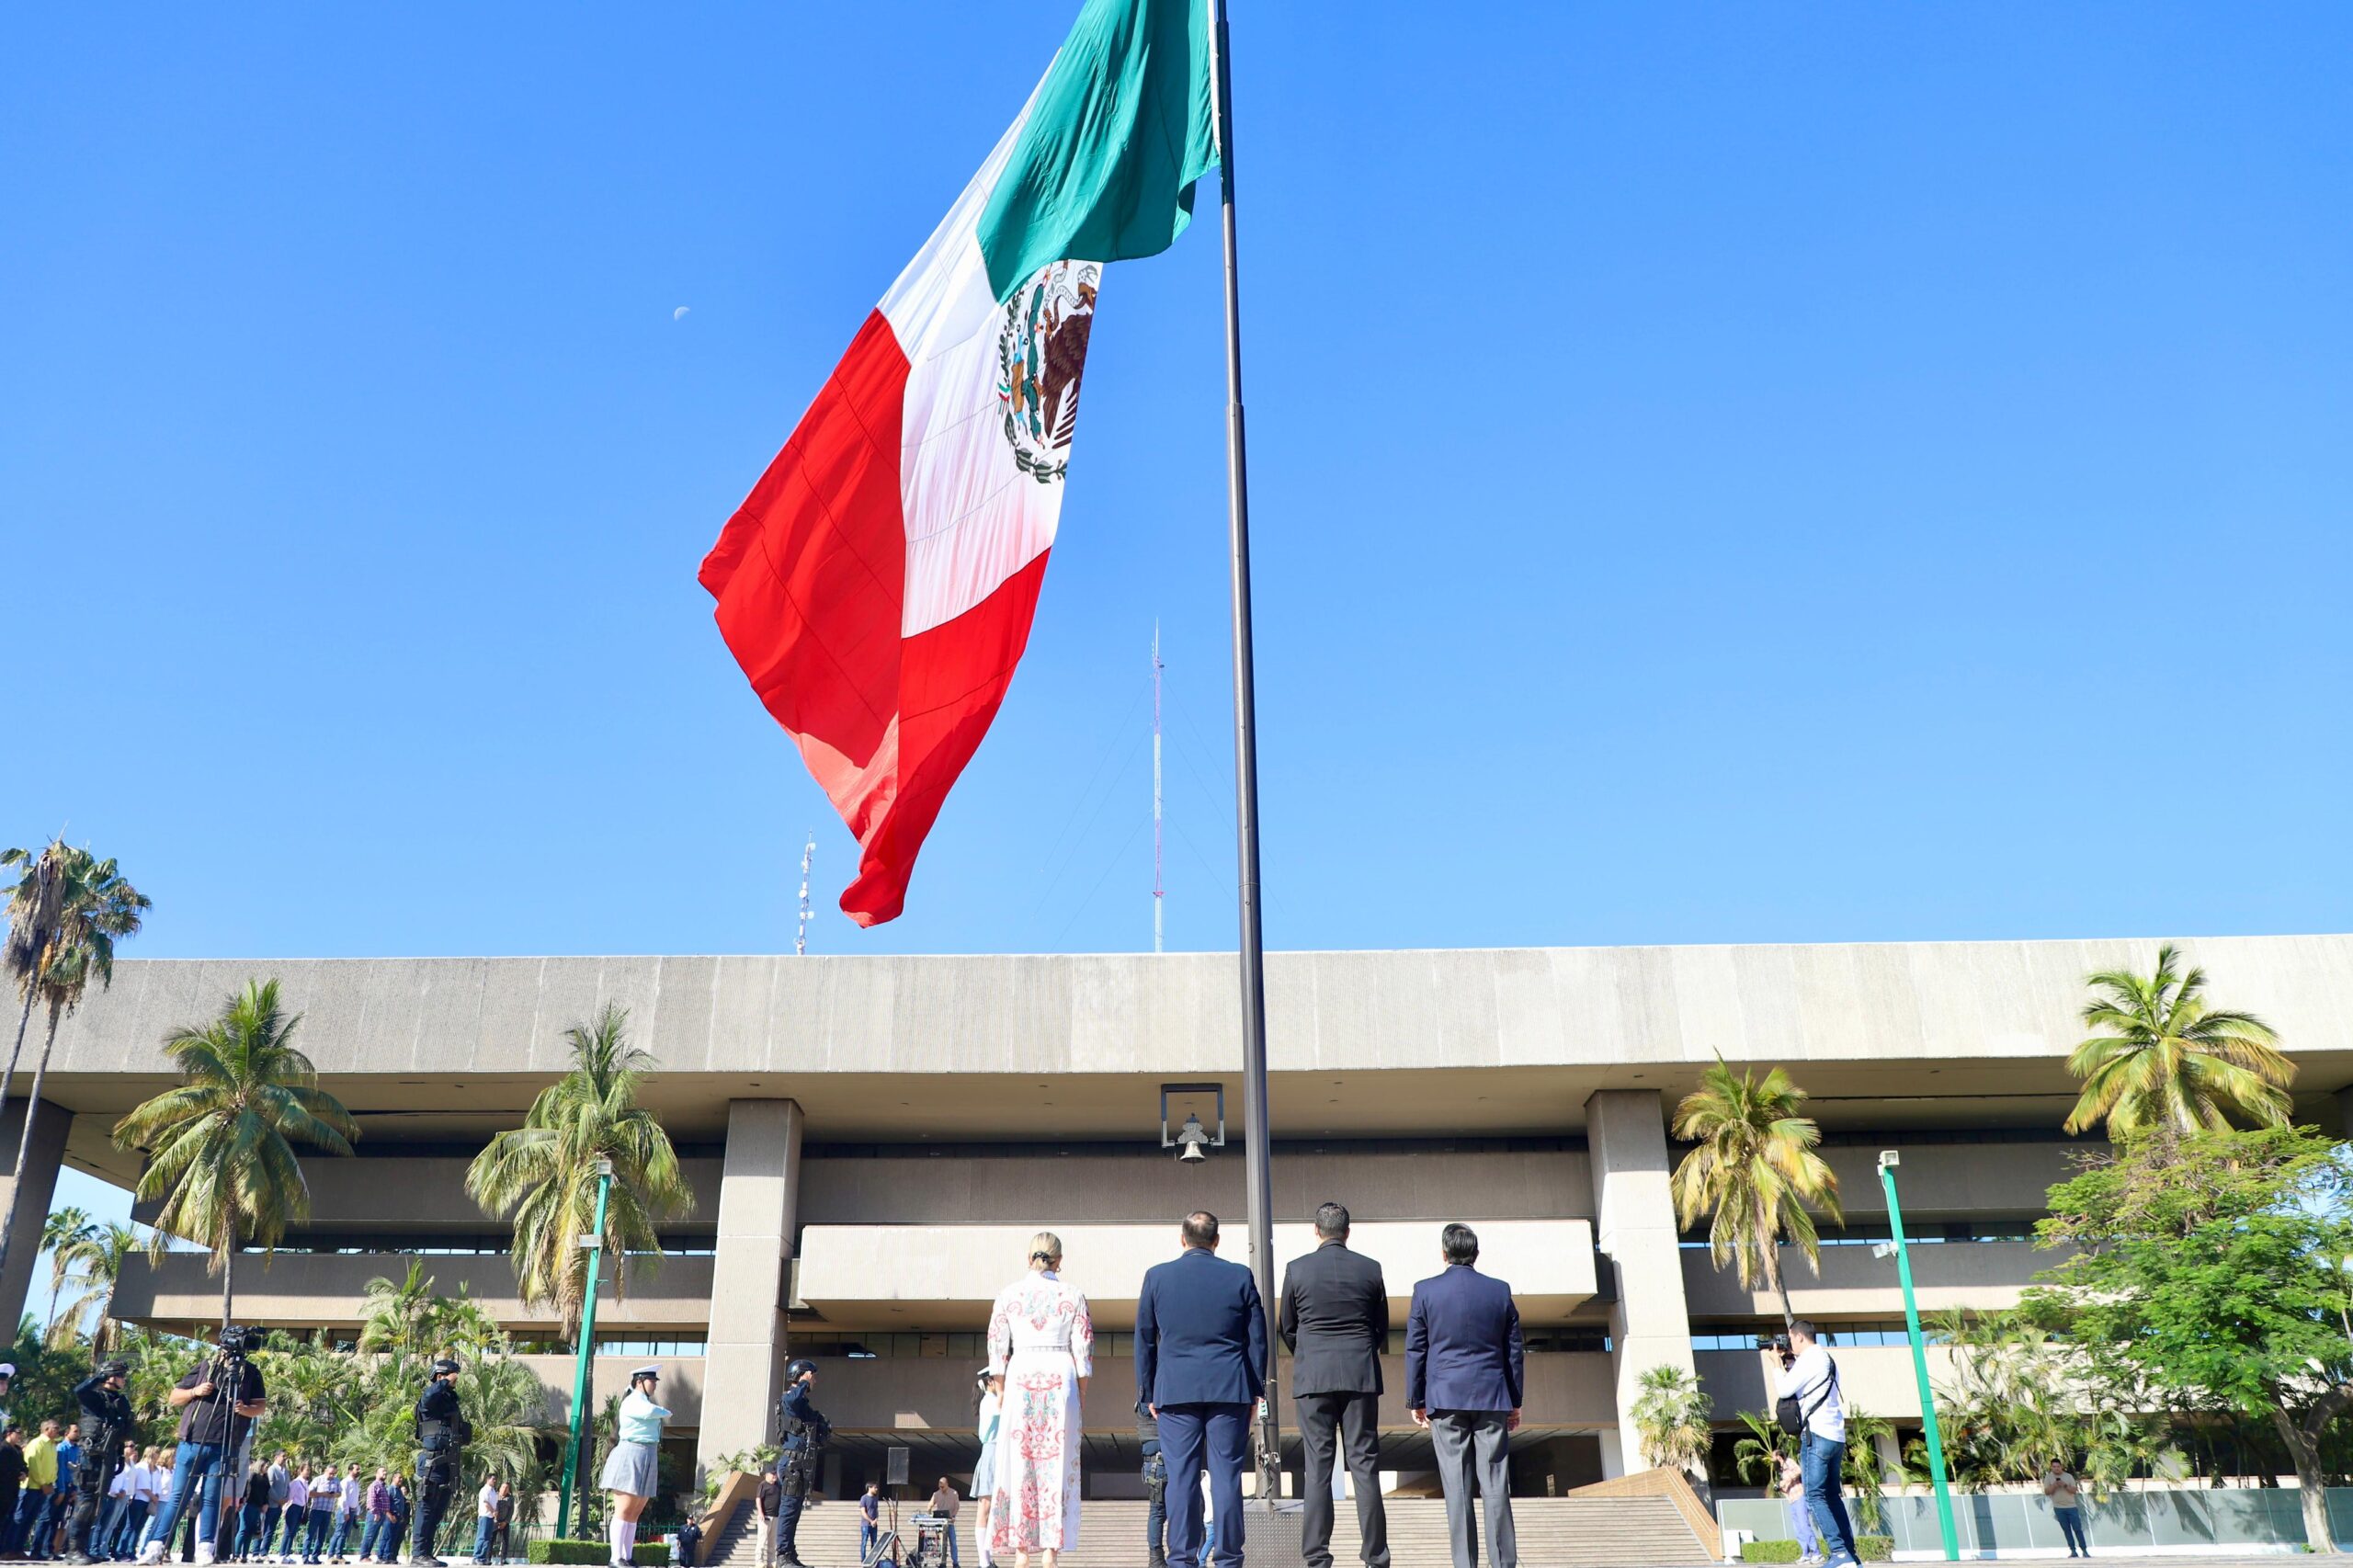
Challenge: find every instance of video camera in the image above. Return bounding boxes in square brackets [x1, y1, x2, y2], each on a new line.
[218, 1324, 268, 1358]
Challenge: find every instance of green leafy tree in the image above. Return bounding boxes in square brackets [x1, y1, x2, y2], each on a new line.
[1670, 1057, 1843, 1329]
[37, 1206, 97, 1346]
[0, 843, 149, 1289]
[2062, 943, 2292, 1143]
[111, 979, 359, 1327]
[252, 1270, 553, 1520]
[2026, 1126, 2352, 1551]
[1631, 1362, 1712, 1477]
[1840, 1406, 1893, 1533]
[51, 1221, 143, 1351]
[1730, 1408, 1794, 1487]
[465, 1004, 690, 1340]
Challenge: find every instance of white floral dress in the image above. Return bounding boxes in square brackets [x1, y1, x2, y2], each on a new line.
[985, 1269, 1093, 1553]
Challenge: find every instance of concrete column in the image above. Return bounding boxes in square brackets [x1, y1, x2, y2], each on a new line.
[1586, 1089, 1698, 1479]
[695, 1098, 803, 1480]
[0, 1099, 72, 1335]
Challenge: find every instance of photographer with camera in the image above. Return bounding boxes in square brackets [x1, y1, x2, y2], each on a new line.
[62, 1360, 132, 1566]
[771, 1360, 828, 1568]
[135, 1327, 267, 1567]
[1773, 1323, 1857, 1568]
[407, 1358, 471, 1567]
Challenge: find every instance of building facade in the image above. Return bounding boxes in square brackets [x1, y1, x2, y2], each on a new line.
[16, 935, 2353, 1496]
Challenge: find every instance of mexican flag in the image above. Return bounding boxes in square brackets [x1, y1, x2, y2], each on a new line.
[700, 0, 1217, 926]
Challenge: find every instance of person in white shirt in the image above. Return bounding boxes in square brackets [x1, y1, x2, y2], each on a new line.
[470, 1480, 499, 1565]
[1774, 1321, 1858, 1568]
[330, 1472, 364, 1563]
[101, 1443, 141, 1559]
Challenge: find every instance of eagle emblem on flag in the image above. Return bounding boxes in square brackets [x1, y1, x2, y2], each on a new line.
[996, 261, 1099, 483]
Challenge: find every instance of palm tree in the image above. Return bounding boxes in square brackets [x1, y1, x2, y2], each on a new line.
[110, 979, 359, 1327]
[37, 1206, 98, 1346]
[466, 1004, 690, 1340]
[0, 843, 149, 1288]
[2063, 943, 2292, 1142]
[1670, 1056, 1843, 1330]
[1631, 1362, 1713, 1477]
[51, 1221, 142, 1351]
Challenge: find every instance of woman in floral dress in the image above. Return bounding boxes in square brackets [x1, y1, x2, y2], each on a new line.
[985, 1232, 1093, 1568]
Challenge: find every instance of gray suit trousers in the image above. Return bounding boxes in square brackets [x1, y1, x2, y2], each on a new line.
[1427, 1411, 1515, 1568]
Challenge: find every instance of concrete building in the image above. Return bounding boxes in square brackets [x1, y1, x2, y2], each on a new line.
[20, 934, 2353, 1497]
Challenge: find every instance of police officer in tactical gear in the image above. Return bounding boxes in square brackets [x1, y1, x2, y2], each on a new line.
[62, 1360, 132, 1566]
[409, 1358, 471, 1566]
[772, 1360, 829, 1568]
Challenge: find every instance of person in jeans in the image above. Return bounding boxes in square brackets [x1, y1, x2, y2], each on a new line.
[357, 1472, 392, 1565]
[858, 1483, 881, 1564]
[0, 1429, 32, 1556]
[490, 1483, 513, 1565]
[21, 1419, 63, 1562]
[2044, 1460, 2089, 1558]
[1777, 1452, 1819, 1565]
[305, 1466, 337, 1564]
[137, 1345, 267, 1565]
[234, 1464, 272, 1562]
[1776, 1321, 1857, 1568]
[469, 1478, 498, 1567]
[381, 1479, 408, 1564]
[279, 1468, 313, 1561]
[328, 1471, 364, 1564]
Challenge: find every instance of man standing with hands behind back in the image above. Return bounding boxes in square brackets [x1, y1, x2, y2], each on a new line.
[1135, 1211, 1267, 1568]
[1279, 1204, 1389, 1568]
[1406, 1224, 1523, 1568]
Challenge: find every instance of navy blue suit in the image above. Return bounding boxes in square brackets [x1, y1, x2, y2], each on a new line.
[1405, 1264, 1523, 1414]
[1406, 1264, 1525, 1568]
[1136, 1248, 1268, 1568]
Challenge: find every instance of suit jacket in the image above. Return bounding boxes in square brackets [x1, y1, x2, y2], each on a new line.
[1136, 1247, 1268, 1408]
[1279, 1239, 1389, 1396]
[1405, 1263, 1524, 1414]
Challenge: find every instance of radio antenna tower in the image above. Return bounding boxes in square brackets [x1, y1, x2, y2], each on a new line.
[1152, 623, 1165, 954]
[796, 833, 815, 956]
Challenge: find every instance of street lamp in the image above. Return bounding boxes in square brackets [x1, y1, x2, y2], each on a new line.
[556, 1156, 616, 1540]
[1878, 1151, 1960, 1562]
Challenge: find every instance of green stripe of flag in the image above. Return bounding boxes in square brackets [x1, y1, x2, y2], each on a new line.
[977, 0, 1219, 304]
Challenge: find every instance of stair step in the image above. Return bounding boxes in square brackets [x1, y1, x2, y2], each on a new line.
[708, 1496, 1711, 1568]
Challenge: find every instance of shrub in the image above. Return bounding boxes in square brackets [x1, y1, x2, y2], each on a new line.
[528, 1541, 671, 1565]
[1858, 1537, 1894, 1562]
[1739, 1543, 1800, 1564]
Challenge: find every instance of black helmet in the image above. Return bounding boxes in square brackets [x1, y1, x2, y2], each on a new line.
[99, 1360, 130, 1381]
[430, 1357, 461, 1377]
[785, 1358, 817, 1385]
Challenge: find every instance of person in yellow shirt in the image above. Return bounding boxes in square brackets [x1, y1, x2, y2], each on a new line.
[19, 1419, 61, 1557]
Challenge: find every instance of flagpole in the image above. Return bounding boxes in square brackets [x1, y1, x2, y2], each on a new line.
[1205, 0, 1282, 1510]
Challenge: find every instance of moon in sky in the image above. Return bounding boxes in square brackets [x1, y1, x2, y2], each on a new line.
[673, 306, 690, 321]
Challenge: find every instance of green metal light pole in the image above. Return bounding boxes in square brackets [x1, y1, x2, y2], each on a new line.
[556, 1157, 615, 1540]
[1878, 1150, 1960, 1562]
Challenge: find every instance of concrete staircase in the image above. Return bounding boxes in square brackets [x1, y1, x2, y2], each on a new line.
[705, 1495, 1713, 1568]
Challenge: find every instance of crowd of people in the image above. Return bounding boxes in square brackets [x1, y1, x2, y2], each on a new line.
[0, 1335, 534, 1568]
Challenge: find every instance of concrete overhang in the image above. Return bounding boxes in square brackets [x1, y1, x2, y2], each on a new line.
[793, 1219, 1598, 1328]
[38, 936, 2353, 1184]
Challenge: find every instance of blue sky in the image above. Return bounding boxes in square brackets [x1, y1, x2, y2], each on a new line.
[5, 2, 2347, 971]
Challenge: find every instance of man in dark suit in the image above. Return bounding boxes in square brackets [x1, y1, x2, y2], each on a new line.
[1279, 1203, 1389, 1568]
[1405, 1223, 1524, 1568]
[1136, 1210, 1268, 1568]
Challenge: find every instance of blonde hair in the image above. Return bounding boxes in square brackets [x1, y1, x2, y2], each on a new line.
[1027, 1231, 1063, 1269]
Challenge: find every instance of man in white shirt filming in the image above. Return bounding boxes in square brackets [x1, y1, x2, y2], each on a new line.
[1775, 1321, 1858, 1568]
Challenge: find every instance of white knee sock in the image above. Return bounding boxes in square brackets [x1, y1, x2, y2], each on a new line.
[609, 1517, 630, 1563]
